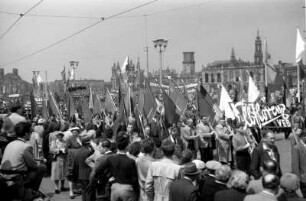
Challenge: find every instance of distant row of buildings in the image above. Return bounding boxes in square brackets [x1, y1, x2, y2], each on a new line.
[0, 31, 303, 102]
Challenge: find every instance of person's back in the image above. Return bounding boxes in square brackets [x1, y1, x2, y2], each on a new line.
[146, 140, 181, 201]
[244, 174, 279, 201]
[0, 122, 46, 193]
[136, 138, 155, 201]
[1, 139, 36, 171]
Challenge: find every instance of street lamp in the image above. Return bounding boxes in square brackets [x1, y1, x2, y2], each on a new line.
[153, 39, 168, 86]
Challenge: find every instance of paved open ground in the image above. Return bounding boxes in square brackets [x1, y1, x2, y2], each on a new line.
[39, 133, 292, 201]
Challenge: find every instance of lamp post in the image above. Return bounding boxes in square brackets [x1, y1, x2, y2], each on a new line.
[153, 39, 168, 86]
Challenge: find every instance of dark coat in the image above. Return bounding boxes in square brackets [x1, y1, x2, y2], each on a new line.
[150, 120, 162, 144]
[292, 141, 306, 183]
[72, 145, 94, 181]
[250, 142, 281, 179]
[169, 178, 198, 201]
[214, 188, 247, 201]
[200, 175, 227, 201]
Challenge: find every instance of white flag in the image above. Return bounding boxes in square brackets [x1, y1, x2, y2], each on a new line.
[69, 68, 75, 80]
[36, 73, 43, 85]
[219, 85, 237, 120]
[121, 57, 129, 73]
[248, 75, 260, 103]
[296, 28, 305, 63]
[121, 57, 129, 83]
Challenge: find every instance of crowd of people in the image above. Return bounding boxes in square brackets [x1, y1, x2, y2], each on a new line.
[0, 102, 306, 201]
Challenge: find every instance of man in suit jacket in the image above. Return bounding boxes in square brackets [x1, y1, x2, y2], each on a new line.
[244, 174, 280, 201]
[169, 162, 200, 201]
[250, 130, 282, 180]
[292, 131, 306, 198]
[72, 134, 94, 200]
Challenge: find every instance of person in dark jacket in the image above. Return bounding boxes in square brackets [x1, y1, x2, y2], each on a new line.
[169, 162, 200, 201]
[214, 170, 249, 201]
[250, 130, 282, 180]
[200, 164, 231, 201]
[71, 134, 94, 200]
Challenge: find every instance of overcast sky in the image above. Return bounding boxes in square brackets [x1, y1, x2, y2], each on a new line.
[0, 0, 304, 83]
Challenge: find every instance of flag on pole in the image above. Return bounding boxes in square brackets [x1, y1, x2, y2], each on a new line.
[162, 89, 180, 125]
[104, 89, 117, 114]
[248, 75, 260, 103]
[49, 91, 62, 119]
[121, 57, 129, 83]
[67, 93, 75, 119]
[30, 91, 37, 118]
[140, 78, 157, 125]
[93, 93, 103, 115]
[42, 99, 49, 120]
[296, 28, 306, 102]
[82, 100, 92, 123]
[197, 85, 222, 122]
[264, 40, 277, 84]
[68, 68, 75, 81]
[116, 84, 127, 125]
[169, 80, 188, 116]
[296, 28, 305, 63]
[89, 87, 94, 110]
[219, 85, 237, 120]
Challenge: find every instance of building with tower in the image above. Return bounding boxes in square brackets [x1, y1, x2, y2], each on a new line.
[111, 58, 145, 92]
[0, 68, 32, 97]
[180, 52, 199, 84]
[254, 30, 263, 65]
[201, 31, 265, 101]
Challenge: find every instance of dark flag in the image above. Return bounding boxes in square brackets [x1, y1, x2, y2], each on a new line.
[67, 93, 75, 119]
[197, 85, 218, 122]
[42, 100, 49, 120]
[115, 83, 127, 124]
[169, 80, 188, 116]
[82, 100, 92, 123]
[141, 78, 157, 125]
[162, 89, 180, 126]
[30, 91, 37, 118]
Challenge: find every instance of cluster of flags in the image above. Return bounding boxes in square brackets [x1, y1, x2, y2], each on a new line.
[29, 28, 306, 130]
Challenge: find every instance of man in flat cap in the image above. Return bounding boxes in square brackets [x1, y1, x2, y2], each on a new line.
[169, 162, 200, 201]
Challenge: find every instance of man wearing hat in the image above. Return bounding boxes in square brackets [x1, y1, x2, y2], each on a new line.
[199, 160, 222, 200]
[292, 130, 306, 198]
[169, 162, 200, 201]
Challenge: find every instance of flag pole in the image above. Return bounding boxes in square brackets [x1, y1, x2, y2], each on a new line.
[298, 61, 301, 103]
[264, 38, 269, 103]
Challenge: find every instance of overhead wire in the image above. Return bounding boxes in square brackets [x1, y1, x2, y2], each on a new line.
[0, 0, 44, 40]
[0, 0, 158, 67]
[0, 0, 220, 20]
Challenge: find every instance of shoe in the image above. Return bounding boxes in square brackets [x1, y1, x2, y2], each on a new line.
[60, 187, 69, 191]
[70, 195, 75, 199]
[55, 189, 60, 194]
[73, 190, 82, 195]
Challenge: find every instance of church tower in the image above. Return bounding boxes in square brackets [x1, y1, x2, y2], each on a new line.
[230, 47, 236, 63]
[254, 30, 263, 65]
